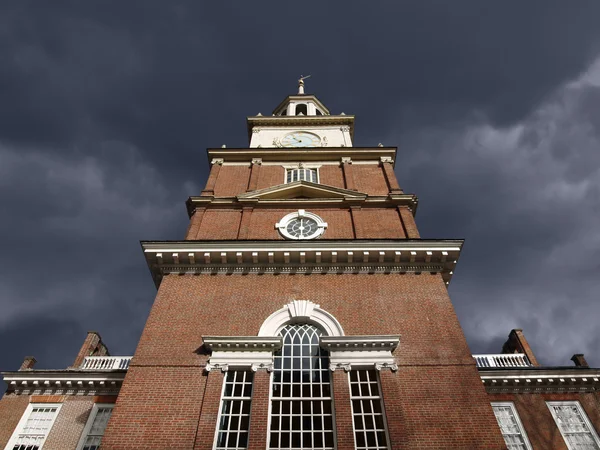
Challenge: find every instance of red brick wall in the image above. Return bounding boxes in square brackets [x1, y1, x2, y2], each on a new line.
[353, 208, 405, 239]
[213, 165, 251, 197]
[102, 366, 206, 449]
[196, 209, 242, 240]
[104, 272, 504, 448]
[332, 370, 355, 450]
[353, 165, 391, 195]
[0, 394, 29, 448]
[382, 368, 506, 449]
[194, 371, 223, 450]
[211, 162, 392, 196]
[247, 370, 270, 450]
[256, 165, 285, 190]
[187, 207, 414, 241]
[318, 165, 346, 189]
[44, 396, 94, 450]
[489, 392, 600, 449]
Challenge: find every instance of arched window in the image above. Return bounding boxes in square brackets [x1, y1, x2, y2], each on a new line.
[295, 104, 308, 116]
[269, 324, 335, 449]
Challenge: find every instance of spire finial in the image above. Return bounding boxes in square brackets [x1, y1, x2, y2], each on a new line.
[298, 74, 311, 94]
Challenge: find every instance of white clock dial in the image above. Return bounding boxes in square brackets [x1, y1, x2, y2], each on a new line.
[281, 132, 321, 148]
[275, 210, 328, 240]
[286, 217, 319, 239]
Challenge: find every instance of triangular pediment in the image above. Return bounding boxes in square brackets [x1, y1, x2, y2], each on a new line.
[237, 181, 367, 200]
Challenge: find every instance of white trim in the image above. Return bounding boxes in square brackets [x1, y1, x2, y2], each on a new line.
[203, 336, 282, 371]
[491, 402, 533, 450]
[479, 369, 600, 394]
[547, 401, 600, 450]
[275, 210, 328, 240]
[75, 403, 114, 450]
[4, 403, 62, 450]
[321, 336, 400, 371]
[349, 369, 391, 450]
[258, 300, 344, 337]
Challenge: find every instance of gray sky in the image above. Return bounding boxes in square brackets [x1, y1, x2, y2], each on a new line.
[1, 1, 600, 376]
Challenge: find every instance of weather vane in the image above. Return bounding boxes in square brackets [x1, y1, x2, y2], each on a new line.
[298, 74, 311, 94]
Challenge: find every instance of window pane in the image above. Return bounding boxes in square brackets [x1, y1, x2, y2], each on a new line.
[270, 324, 334, 449]
[492, 404, 531, 450]
[215, 371, 254, 449]
[349, 370, 390, 449]
[549, 402, 600, 450]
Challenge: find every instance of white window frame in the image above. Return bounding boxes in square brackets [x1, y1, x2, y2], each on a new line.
[5, 403, 62, 450]
[491, 402, 533, 450]
[282, 165, 321, 185]
[547, 401, 600, 450]
[348, 369, 390, 450]
[75, 403, 115, 450]
[213, 370, 254, 450]
[267, 323, 337, 450]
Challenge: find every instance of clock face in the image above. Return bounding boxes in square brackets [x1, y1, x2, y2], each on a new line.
[281, 131, 321, 148]
[285, 217, 319, 239]
[275, 210, 328, 240]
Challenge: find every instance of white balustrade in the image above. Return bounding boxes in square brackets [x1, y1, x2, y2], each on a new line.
[80, 356, 132, 370]
[473, 353, 531, 368]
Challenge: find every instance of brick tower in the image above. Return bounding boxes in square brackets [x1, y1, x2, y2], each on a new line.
[100, 79, 507, 449]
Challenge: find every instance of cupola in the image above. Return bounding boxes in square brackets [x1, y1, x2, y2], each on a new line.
[272, 76, 330, 116]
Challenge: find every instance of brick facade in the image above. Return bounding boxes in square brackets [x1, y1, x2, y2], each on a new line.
[489, 392, 600, 449]
[2, 89, 598, 450]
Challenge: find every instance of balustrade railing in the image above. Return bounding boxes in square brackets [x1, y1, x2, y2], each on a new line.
[473, 353, 531, 368]
[80, 356, 132, 370]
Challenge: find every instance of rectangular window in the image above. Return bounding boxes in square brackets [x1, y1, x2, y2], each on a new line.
[349, 370, 389, 450]
[214, 371, 254, 450]
[547, 401, 600, 450]
[7, 403, 62, 450]
[77, 404, 114, 450]
[491, 402, 532, 450]
[286, 168, 318, 184]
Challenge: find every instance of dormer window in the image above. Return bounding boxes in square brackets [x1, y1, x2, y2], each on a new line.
[286, 168, 318, 183]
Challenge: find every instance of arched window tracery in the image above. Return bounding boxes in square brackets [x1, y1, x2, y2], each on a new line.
[269, 323, 335, 449]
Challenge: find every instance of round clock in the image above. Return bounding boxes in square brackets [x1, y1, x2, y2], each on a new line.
[275, 210, 328, 240]
[281, 131, 321, 148]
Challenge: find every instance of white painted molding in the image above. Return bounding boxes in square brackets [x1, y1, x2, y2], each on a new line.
[479, 368, 600, 393]
[258, 300, 345, 337]
[321, 335, 399, 371]
[2, 371, 125, 396]
[142, 240, 462, 287]
[203, 336, 282, 371]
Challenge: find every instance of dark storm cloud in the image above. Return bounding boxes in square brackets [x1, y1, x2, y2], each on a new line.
[1, 1, 600, 380]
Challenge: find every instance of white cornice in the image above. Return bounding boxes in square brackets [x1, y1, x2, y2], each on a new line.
[322, 335, 400, 372]
[246, 116, 355, 140]
[206, 147, 396, 165]
[141, 240, 462, 288]
[203, 337, 283, 372]
[479, 368, 600, 393]
[2, 371, 125, 396]
[202, 336, 282, 351]
[187, 194, 418, 212]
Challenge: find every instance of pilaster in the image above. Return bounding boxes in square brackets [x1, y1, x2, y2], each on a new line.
[397, 206, 420, 239]
[380, 157, 403, 194]
[247, 370, 270, 450]
[332, 370, 355, 450]
[247, 158, 262, 192]
[201, 158, 223, 197]
[194, 370, 224, 450]
[341, 158, 356, 191]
